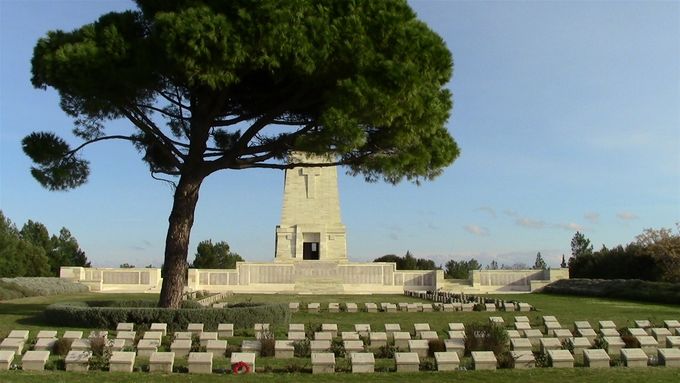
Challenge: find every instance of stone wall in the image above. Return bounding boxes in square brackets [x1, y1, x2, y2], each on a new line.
[60, 265, 568, 294]
[60, 266, 162, 292]
[188, 261, 438, 294]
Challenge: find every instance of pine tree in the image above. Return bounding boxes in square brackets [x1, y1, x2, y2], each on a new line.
[533, 252, 547, 270]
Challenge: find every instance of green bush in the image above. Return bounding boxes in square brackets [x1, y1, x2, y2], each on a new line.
[464, 323, 509, 356]
[44, 301, 290, 332]
[374, 344, 397, 359]
[0, 277, 88, 300]
[293, 339, 311, 357]
[419, 358, 437, 371]
[542, 278, 680, 304]
[330, 339, 346, 358]
[52, 338, 73, 356]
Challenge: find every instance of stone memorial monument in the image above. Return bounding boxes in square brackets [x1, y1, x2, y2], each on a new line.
[61, 151, 568, 294]
[275, 152, 347, 261]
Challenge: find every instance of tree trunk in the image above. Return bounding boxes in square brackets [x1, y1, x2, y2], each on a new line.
[158, 175, 203, 308]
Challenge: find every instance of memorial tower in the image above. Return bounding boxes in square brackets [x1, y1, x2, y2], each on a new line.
[275, 152, 347, 261]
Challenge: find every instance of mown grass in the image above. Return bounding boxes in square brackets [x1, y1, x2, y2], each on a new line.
[2, 367, 680, 383]
[1, 291, 679, 382]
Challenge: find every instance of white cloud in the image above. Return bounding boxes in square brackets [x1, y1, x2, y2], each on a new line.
[464, 224, 490, 236]
[475, 206, 497, 218]
[554, 222, 584, 231]
[503, 209, 519, 218]
[584, 212, 599, 224]
[617, 211, 638, 221]
[515, 217, 546, 229]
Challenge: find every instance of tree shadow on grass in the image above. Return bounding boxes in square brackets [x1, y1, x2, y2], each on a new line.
[0, 302, 51, 326]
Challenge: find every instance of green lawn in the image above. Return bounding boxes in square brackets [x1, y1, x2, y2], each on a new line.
[2, 368, 680, 383]
[1, 292, 679, 382]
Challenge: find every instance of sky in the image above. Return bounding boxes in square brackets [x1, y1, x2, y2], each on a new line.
[0, 0, 678, 269]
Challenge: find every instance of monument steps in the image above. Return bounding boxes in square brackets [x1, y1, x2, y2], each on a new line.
[294, 278, 345, 294]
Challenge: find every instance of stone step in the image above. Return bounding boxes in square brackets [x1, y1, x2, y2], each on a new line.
[294, 281, 345, 294]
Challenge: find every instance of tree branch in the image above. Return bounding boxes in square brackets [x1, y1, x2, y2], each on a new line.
[157, 88, 191, 110]
[211, 112, 265, 127]
[66, 135, 139, 158]
[234, 160, 346, 170]
[150, 170, 178, 189]
[135, 103, 189, 121]
[271, 119, 313, 126]
[125, 106, 189, 159]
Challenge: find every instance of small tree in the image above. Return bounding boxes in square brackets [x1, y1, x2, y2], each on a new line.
[0, 213, 51, 277]
[444, 258, 481, 279]
[486, 260, 499, 270]
[373, 251, 437, 270]
[560, 254, 567, 268]
[570, 231, 593, 258]
[49, 227, 90, 274]
[634, 226, 680, 282]
[533, 252, 547, 270]
[191, 240, 243, 269]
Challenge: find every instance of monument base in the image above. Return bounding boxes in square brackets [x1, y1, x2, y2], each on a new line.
[60, 264, 569, 295]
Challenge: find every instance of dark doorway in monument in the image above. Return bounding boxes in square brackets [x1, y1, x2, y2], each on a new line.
[303, 242, 320, 260]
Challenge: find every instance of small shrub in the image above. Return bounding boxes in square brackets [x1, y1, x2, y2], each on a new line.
[44, 359, 58, 371]
[561, 338, 573, 353]
[374, 344, 397, 359]
[52, 338, 73, 356]
[160, 335, 172, 351]
[89, 336, 107, 357]
[260, 331, 276, 357]
[335, 357, 351, 372]
[464, 323, 508, 356]
[497, 351, 514, 369]
[305, 322, 321, 339]
[359, 335, 369, 348]
[88, 345, 112, 371]
[190, 335, 201, 352]
[330, 339, 346, 358]
[593, 334, 607, 350]
[173, 365, 189, 373]
[419, 358, 437, 371]
[293, 339, 311, 358]
[535, 352, 550, 367]
[427, 339, 446, 357]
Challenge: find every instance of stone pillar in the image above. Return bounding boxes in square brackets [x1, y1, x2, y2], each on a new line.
[275, 152, 347, 262]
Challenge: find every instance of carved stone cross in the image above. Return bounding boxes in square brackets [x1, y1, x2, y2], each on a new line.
[300, 167, 321, 199]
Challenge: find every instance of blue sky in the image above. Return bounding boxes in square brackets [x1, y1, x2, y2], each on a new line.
[1, 1, 678, 268]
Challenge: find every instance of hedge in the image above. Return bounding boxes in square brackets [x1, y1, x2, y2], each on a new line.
[44, 301, 291, 331]
[0, 277, 89, 300]
[541, 278, 680, 305]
